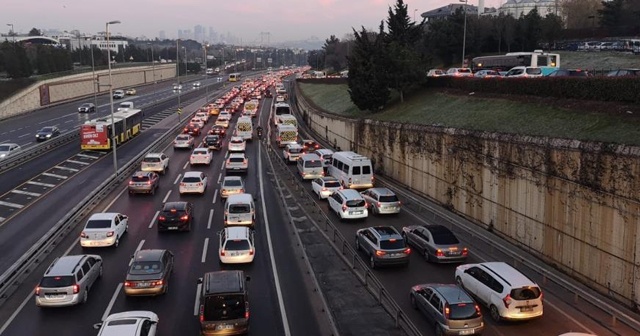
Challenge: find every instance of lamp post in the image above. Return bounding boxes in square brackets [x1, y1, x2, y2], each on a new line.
[148, 42, 157, 95]
[106, 20, 121, 177]
[176, 39, 182, 122]
[90, 42, 98, 109]
[6, 23, 14, 42]
[460, 0, 468, 68]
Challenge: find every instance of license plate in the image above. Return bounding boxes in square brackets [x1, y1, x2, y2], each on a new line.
[46, 294, 64, 298]
[459, 330, 474, 335]
[168, 227, 178, 230]
[137, 282, 150, 287]
[520, 307, 533, 312]
[350, 211, 363, 215]
[449, 251, 461, 256]
[230, 252, 239, 256]
[216, 324, 234, 330]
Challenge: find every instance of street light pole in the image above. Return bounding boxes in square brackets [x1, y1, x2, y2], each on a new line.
[106, 20, 121, 177]
[148, 43, 156, 96]
[176, 39, 181, 122]
[90, 43, 98, 109]
[460, 0, 468, 68]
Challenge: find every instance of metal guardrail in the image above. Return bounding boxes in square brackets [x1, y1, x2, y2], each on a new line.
[291, 80, 640, 334]
[262, 141, 422, 336]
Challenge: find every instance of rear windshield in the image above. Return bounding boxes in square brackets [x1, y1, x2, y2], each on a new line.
[362, 166, 372, 174]
[40, 276, 75, 287]
[224, 180, 243, 187]
[203, 295, 246, 321]
[224, 240, 251, 251]
[229, 204, 251, 213]
[345, 199, 365, 207]
[324, 181, 341, 188]
[176, 136, 190, 141]
[162, 209, 185, 218]
[231, 140, 244, 144]
[182, 177, 202, 183]
[432, 232, 460, 245]
[304, 160, 322, 168]
[379, 195, 399, 202]
[380, 239, 405, 249]
[143, 157, 160, 163]
[129, 261, 163, 275]
[275, 106, 290, 115]
[86, 219, 111, 229]
[229, 158, 245, 163]
[131, 176, 150, 182]
[448, 302, 481, 320]
[458, 68, 471, 73]
[289, 148, 302, 154]
[511, 287, 541, 300]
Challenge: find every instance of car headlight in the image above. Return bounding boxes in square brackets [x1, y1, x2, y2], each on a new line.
[46, 134, 52, 137]
[0, 154, 6, 158]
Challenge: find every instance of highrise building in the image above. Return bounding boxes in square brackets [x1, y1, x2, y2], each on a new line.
[159, 30, 166, 40]
[194, 24, 204, 42]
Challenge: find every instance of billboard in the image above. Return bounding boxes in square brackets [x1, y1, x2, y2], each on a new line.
[80, 124, 109, 150]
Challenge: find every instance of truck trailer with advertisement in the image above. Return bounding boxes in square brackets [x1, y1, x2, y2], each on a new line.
[80, 109, 143, 150]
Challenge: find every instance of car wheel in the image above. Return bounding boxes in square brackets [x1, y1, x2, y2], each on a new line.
[410, 294, 417, 309]
[369, 255, 376, 269]
[490, 305, 501, 322]
[114, 238, 119, 248]
[125, 224, 129, 233]
[82, 289, 89, 304]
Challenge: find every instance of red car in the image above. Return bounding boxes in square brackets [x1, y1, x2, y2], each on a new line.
[301, 139, 321, 152]
[183, 123, 201, 136]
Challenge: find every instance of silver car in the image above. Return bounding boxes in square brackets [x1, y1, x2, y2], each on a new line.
[360, 187, 401, 215]
[35, 254, 103, 307]
[173, 134, 194, 149]
[225, 152, 248, 174]
[0, 143, 21, 161]
[402, 224, 468, 263]
[410, 284, 484, 335]
[220, 176, 245, 199]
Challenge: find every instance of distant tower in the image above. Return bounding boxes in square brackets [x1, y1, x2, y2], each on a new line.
[478, 0, 485, 17]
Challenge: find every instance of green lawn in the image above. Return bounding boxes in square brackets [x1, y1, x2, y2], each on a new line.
[299, 83, 640, 146]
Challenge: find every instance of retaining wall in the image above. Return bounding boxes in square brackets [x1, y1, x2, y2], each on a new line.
[294, 82, 640, 309]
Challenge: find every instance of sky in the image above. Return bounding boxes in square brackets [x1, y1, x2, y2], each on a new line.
[2, 0, 503, 44]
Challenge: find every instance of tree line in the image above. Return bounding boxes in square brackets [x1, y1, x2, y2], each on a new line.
[310, 0, 639, 111]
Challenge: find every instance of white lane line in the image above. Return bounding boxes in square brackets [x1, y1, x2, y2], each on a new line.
[0, 200, 23, 208]
[66, 159, 90, 166]
[103, 187, 128, 212]
[193, 283, 203, 316]
[129, 240, 146, 266]
[220, 161, 224, 170]
[64, 120, 73, 123]
[42, 172, 68, 179]
[10, 190, 41, 197]
[17, 133, 30, 138]
[173, 173, 182, 184]
[207, 209, 214, 229]
[77, 153, 100, 159]
[201, 238, 209, 263]
[212, 190, 218, 204]
[258, 140, 292, 336]
[148, 211, 160, 229]
[162, 190, 172, 203]
[102, 283, 123, 322]
[54, 166, 79, 172]
[183, 161, 189, 170]
[217, 173, 222, 184]
[64, 237, 80, 256]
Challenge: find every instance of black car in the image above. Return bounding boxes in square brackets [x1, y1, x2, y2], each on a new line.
[183, 123, 201, 136]
[78, 103, 96, 113]
[606, 69, 640, 77]
[203, 135, 222, 150]
[157, 201, 194, 232]
[35, 126, 60, 142]
[301, 139, 321, 153]
[209, 125, 226, 138]
[265, 89, 273, 98]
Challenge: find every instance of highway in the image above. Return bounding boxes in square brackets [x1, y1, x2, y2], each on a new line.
[0, 81, 325, 335]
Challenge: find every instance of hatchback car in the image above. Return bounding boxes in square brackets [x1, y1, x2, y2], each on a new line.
[157, 201, 194, 232]
[402, 225, 469, 263]
[218, 227, 255, 264]
[80, 213, 128, 248]
[94, 311, 158, 336]
[360, 188, 401, 215]
[183, 123, 201, 136]
[208, 125, 226, 138]
[215, 115, 230, 128]
[225, 153, 248, 174]
[128, 171, 160, 195]
[124, 249, 174, 296]
[35, 126, 61, 142]
[283, 143, 304, 163]
[35, 254, 103, 307]
[220, 176, 245, 199]
[190, 118, 205, 129]
[179, 171, 207, 195]
[78, 103, 96, 113]
[410, 284, 484, 335]
[311, 177, 342, 199]
[173, 134, 194, 149]
[113, 90, 125, 99]
[141, 153, 169, 174]
[0, 143, 21, 160]
[190, 148, 213, 165]
[546, 69, 592, 77]
[228, 136, 246, 152]
[355, 226, 410, 268]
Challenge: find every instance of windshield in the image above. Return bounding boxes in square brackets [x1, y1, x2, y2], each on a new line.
[224, 240, 251, 251]
[432, 232, 460, 245]
[202, 295, 246, 321]
[129, 261, 163, 275]
[229, 204, 251, 214]
[182, 177, 202, 183]
[0, 145, 10, 151]
[41, 127, 54, 132]
[379, 195, 399, 202]
[324, 181, 341, 188]
[85, 219, 112, 229]
[143, 157, 160, 163]
[304, 160, 322, 168]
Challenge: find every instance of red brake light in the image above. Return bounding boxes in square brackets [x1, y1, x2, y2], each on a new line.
[376, 202, 381, 208]
[245, 308, 250, 319]
[249, 249, 254, 255]
[181, 215, 189, 221]
[444, 304, 450, 318]
[462, 247, 469, 256]
[199, 305, 204, 322]
[128, 181, 134, 185]
[436, 249, 444, 257]
[80, 232, 88, 238]
[220, 250, 226, 256]
[404, 247, 411, 254]
[158, 216, 166, 221]
[341, 205, 347, 211]
[124, 281, 132, 287]
[72, 284, 79, 294]
[475, 304, 482, 316]
[35, 286, 41, 295]
[375, 250, 386, 256]
[503, 294, 512, 308]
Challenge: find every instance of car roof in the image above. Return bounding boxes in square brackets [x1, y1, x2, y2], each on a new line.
[427, 284, 475, 303]
[223, 176, 243, 181]
[163, 201, 189, 211]
[286, 144, 303, 149]
[228, 152, 246, 158]
[144, 153, 164, 158]
[479, 262, 538, 288]
[226, 193, 253, 203]
[224, 226, 251, 239]
[319, 176, 339, 182]
[183, 171, 203, 178]
[46, 255, 86, 276]
[422, 224, 453, 235]
[314, 149, 334, 154]
[133, 249, 166, 262]
[366, 187, 395, 196]
[88, 212, 119, 220]
[338, 189, 363, 199]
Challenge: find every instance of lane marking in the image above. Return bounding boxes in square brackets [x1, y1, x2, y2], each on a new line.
[66, 159, 90, 166]
[220, 161, 224, 170]
[17, 133, 30, 138]
[183, 161, 189, 169]
[129, 240, 146, 266]
[10, 190, 41, 197]
[54, 166, 79, 172]
[173, 173, 182, 184]
[212, 190, 218, 204]
[193, 283, 203, 316]
[162, 190, 172, 203]
[217, 173, 222, 184]
[101, 283, 123, 322]
[201, 238, 209, 263]
[207, 209, 214, 229]
[77, 153, 100, 159]
[148, 211, 160, 229]
[42, 172, 68, 179]
[0, 201, 23, 208]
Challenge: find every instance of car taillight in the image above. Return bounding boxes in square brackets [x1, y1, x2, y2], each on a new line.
[128, 181, 134, 185]
[35, 286, 41, 295]
[321, 171, 325, 176]
[375, 250, 386, 256]
[249, 249, 254, 255]
[475, 304, 482, 316]
[106, 231, 114, 237]
[124, 281, 133, 287]
[147, 181, 151, 185]
[180, 183, 186, 187]
[462, 248, 469, 256]
[152, 280, 164, 286]
[80, 232, 88, 238]
[158, 216, 165, 221]
[199, 305, 204, 322]
[240, 189, 244, 193]
[220, 250, 226, 256]
[72, 284, 80, 294]
[197, 183, 203, 186]
[436, 249, 444, 257]
[245, 308, 250, 320]
[397, 201, 402, 206]
[540, 291, 544, 302]
[301, 172, 306, 176]
[181, 215, 189, 221]
[502, 294, 512, 308]
[341, 205, 347, 211]
[376, 202, 381, 208]
[403, 248, 411, 254]
[444, 304, 450, 318]
[322, 187, 327, 191]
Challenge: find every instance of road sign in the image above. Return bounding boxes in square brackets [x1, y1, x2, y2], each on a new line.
[177, 108, 182, 115]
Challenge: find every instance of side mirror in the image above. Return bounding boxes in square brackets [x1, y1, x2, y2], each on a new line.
[93, 323, 103, 330]
[197, 277, 203, 284]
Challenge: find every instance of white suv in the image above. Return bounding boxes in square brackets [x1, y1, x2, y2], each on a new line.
[179, 171, 208, 195]
[189, 148, 213, 165]
[225, 153, 248, 174]
[141, 153, 169, 174]
[328, 189, 368, 220]
[218, 227, 255, 264]
[455, 262, 544, 322]
[228, 136, 246, 152]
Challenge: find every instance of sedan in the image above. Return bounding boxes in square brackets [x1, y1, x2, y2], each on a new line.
[125, 88, 137, 95]
[215, 115, 230, 128]
[311, 177, 342, 199]
[173, 134, 194, 149]
[202, 135, 222, 150]
[220, 176, 245, 199]
[189, 148, 213, 165]
[301, 139, 321, 153]
[209, 125, 226, 138]
[193, 81, 201, 87]
[94, 311, 158, 336]
[80, 212, 128, 248]
[172, 83, 182, 90]
[127, 171, 160, 195]
[0, 143, 21, 160]
[402, 224, 468, 263]
[35, 126, 61, 142]
[228, 136, 246, 152]
[124, 249, 174, 296]
[183, 123, 201, 136]
[78, 103, 96, 113]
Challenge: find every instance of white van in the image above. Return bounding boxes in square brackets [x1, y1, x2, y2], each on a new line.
[297, 154, 325, 180]
[278, 114, 298, 127]
[224, 194, 256, 229]
[235, 116, 253, 140]
[329, 151, 374, 189]
[276, 124, 298, 148]
[272, 102, 291, 126]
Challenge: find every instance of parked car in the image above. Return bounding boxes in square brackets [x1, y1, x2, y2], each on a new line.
[35, 126, 61, 141]
[355, 226, 411, 268]
[80, 213, 128, 248]
[427, 69, 446, 77]
[504, 66, 543, 78]
[78, 103, 96, 113]
[446, 68, 473, 77]
[546, 69, 592, 77]
[94, 311, 159, 336]
[606, 68, 640, 77]
[124, 249, 174, 296]
[474, 70, 501, 78]
[402, 224, 468, 263]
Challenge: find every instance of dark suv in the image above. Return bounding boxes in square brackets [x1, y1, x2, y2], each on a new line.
[410, 283, 484, 335]
[355, 226, 411, 268]
[157, 202, 193, 232]
[198, 270, 250, 335]
[183, 123, 201, 136]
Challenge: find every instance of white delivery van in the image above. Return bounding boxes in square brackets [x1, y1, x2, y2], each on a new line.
[329, 151, 374, 189]
[235, 116, 253, 140]
[278, 114, 298, 127]
[272, 102, 291, 126]
[224, 194, 256, 229]
[276, 124, 298, 148]
[297, 154, 325, 180]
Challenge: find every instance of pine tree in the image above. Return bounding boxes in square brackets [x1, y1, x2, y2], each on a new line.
[347, 24, 389, 112]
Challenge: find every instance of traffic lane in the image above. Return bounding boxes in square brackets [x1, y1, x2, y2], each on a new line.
[0, 126, 169, 273]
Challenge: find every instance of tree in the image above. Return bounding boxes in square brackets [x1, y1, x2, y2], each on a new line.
[561, 0, 602, 29]
[542, 13, 564, 50]
[28, 28, 41, 36]
[323, 35, 343, 72]
[307, 50, 325, 69]
[598, 0, 625, 28]
[347, 24, 389, 111]
[520, 7, 543, 51]
[1, 42, 33, 78]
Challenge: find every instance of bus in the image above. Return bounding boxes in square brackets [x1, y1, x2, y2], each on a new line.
[80, 109, 143, 150]
[471, 50, 560, 75]
[229, 73, 241, 82]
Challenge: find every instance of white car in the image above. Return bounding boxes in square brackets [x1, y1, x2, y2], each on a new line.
[94, 311, 158, 336]
[220, 176, 245, 199]
[228, 136, 246, 152]
[282, 144, 303, 163]
[172, 84, 182, 90]
[0, 143, 22, 160]
[190, 118, 205, 129]
[141, 153, 169, 175]
[311, 177, 342, 199]
[80, 213, 128, 248]
[179, 171, 207, 195]
[215, 115, 230, 128]
[193, 81, 201, 87]
[219, 111, 231, 120]
[219, 227, 255, 264]
[190, 148, 213, 165]
[195, 111, 210, 123]
[173, 134, 194, 149]
[275, 95, 285, 103]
